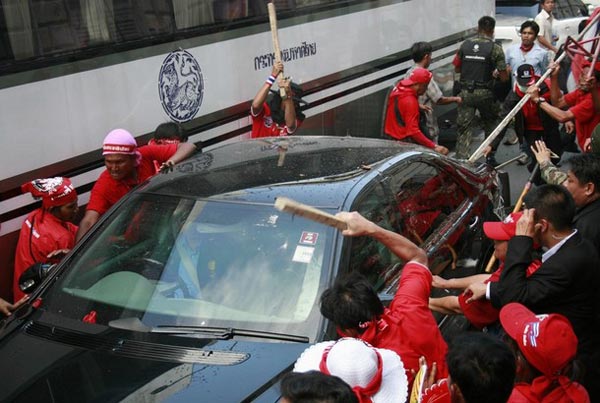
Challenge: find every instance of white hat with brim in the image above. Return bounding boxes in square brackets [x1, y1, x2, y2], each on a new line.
[293, 338, 408, 403]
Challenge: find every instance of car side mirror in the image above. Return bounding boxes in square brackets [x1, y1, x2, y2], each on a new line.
[19, 263, 55, 294]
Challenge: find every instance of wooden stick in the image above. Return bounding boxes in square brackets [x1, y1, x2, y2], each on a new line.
[267, 2, 287, 98]
[468, 10, 600, 163]
[274, 197, 348, 230]
[484, 163, 540, 272]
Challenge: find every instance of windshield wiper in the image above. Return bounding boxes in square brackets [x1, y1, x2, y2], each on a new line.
[109, 317, 309, 343]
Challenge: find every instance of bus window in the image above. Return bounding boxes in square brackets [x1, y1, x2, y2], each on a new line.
[172, 0, 214, 29]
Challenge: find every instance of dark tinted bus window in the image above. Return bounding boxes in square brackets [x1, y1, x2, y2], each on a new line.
[0, 0, 348, 67]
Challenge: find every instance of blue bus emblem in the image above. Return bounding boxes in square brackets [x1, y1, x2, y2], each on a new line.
[158, 50, 204, 123]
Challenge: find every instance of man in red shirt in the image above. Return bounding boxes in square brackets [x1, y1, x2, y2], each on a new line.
[429, 212, 542, 330]
[14, 177, 79, 301]
[384, 67, 448, 154]
[528, 60, 600, 151]
[320, 211, 448, 390]
[75, 128, 196, 241]
[250, 61, 305, 138]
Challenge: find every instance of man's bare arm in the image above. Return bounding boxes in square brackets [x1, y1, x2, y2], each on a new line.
[336, 211, 427, 266]
[75, 210, 100, 243]
[537, 35, 557, 53]
[251, 61, 284, 115]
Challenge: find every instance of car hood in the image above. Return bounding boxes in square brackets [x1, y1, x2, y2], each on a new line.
[0, 316, 309, 402]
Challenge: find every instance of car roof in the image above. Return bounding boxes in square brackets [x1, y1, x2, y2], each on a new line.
[143, 136, 425, 208]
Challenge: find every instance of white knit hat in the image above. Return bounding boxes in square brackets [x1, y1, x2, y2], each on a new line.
[293, 338, 408, 403]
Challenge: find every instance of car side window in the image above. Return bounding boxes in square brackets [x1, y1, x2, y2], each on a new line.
[386, 161, 467, 245]
[347, 182, 402, 291]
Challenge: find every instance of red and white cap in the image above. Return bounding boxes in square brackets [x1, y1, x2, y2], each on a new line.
[500, 303, 577, 376]
[21, 177, 77, 208]
[400, 67, 433, 86]
[483, 212, 523, 241]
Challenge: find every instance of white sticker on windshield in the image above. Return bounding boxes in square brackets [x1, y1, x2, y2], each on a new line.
[292, 245, 314, 263]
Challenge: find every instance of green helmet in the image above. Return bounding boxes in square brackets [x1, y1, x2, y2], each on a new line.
[591, 123, 600, 154]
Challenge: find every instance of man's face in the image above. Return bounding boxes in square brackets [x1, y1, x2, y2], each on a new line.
[416, 82, 429, 95]
[564, 170, 587, 207]
[520, 27, 537, 46]
[53, 200, 79, 222]
[493, 240, 508, 261]
[541, 0, 555, 13]
[104, 154, 136, 181]
[578, 67, 595, 92]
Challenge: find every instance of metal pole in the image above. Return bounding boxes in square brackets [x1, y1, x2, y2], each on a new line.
[468, 11, 600, 163]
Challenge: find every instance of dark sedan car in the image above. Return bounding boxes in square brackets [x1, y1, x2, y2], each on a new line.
[0, 136, 502, 402]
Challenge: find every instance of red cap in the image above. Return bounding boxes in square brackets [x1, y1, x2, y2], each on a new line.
[400, 68, 433, 86]
[21, 177, 77, 208]
[483, 212, 522, 241]
[499, 303, 578, 376]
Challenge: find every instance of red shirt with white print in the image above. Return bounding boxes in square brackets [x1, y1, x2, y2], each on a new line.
[250, 103, 299, 138]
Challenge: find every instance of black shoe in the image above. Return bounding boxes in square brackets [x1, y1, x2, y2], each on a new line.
[503, 132, 519, 145]
[486, 155, 499, 167]
[516, 153, 530, 165]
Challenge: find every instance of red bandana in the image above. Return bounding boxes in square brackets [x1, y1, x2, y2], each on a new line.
[21, 177, 77, 208]
[102, 143, 136, 154]
[520, 43, 534, 52]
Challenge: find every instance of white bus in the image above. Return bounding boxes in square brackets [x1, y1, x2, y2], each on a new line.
[0, 0, 494, 299]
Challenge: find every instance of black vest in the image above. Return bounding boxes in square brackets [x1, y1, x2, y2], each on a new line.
[460, 38, 494, 86]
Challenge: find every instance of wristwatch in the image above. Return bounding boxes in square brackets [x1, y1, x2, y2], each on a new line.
[537, 98, 546, 105]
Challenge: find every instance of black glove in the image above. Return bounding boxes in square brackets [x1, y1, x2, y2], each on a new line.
[452, 81, 462, 96]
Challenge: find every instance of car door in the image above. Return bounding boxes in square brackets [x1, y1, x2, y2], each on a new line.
[383, 158, 476, 277]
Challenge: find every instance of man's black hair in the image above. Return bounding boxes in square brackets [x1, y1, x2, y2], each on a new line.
[478, 16, 496, 33]
[319, 271, 384, 333]
[523, 184, 576, 230]
[567, 153, 600, 196]
[154, 122, 188, 142]
[447, 332, 516, 403]
[410, 41, 433, 63]
[520, 20, 540, 36]
[279, 371, 359, 403]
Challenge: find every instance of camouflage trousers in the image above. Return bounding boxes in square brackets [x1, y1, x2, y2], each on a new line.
[455, 89, 500, 160]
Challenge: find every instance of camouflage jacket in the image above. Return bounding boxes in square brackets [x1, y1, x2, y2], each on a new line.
[540, 160, 567, 185]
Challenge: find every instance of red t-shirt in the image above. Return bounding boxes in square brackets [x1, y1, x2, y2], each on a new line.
[250, 103, 299, 138]
[87, 143, 177, 215]
[515, 83, 551, 131]
[384, 85, 436, 149]
[13, 209, 77, 301]
[564, 89, 600, 150]
[357, 261, 448, 389]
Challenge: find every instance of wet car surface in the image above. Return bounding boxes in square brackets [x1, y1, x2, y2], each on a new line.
[0, 136, 501, 402]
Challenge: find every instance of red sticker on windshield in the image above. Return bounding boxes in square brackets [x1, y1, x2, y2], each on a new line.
[300, 231, 318, 245]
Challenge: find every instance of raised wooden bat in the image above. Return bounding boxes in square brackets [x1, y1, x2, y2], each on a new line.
[274, 197, 348, 230]
[484, 163, 540, 273]
[267, 2, 287, 98]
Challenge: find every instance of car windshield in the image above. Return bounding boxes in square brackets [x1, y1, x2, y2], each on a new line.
[42, 193, 336, 341]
